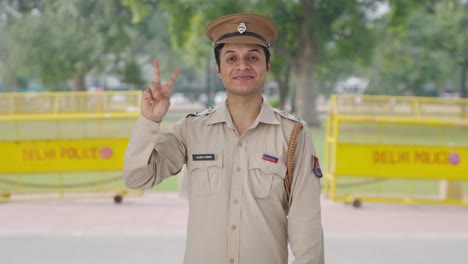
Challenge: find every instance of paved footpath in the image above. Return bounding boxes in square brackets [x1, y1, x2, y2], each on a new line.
[1, 192, 467, 234]
[1, 192, 468, 264]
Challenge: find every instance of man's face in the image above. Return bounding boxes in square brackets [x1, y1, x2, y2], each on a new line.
[216, 43, 270, 98]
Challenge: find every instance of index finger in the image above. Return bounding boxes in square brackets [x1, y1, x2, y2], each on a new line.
[154, 59, 161, 85]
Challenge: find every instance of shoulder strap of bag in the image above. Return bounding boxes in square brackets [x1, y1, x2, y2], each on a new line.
[284, 122, 304, 201]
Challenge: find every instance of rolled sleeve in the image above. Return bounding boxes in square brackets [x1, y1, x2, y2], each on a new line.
[134, 115, 162, 139]
[288, 128, 324, 264]
[123, 116, 161, 189]
[123, 115, 187, 190]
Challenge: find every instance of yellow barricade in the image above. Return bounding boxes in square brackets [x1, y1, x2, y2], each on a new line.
[324, 94, 468, 207]
[0, 91, 144, 203]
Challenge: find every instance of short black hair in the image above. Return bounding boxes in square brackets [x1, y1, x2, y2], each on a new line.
[214, 43, 271, 69]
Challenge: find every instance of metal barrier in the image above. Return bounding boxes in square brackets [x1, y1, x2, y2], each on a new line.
[324, 94, 468, 207]
[0, 91, 144, 203]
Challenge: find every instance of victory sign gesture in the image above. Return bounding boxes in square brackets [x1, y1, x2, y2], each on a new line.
[141, 59, 180, 123]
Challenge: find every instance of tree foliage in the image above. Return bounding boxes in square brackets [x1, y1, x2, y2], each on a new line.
[1, 0, 465, 102]
[123, 0, 389, 126]
[366, 0, 467, 96]
[1, 0, 158, 91]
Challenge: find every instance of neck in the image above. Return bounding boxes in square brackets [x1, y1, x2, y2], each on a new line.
[226, 95, 263, 135]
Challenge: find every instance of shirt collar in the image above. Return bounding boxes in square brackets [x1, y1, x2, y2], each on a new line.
[257, 102, 281, 125]
[206, 100, 280, 126]
[206, 103, 228, 125]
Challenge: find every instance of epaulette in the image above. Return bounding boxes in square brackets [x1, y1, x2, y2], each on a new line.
[186, 107, 216, 118]
[273, 108, 304, 123]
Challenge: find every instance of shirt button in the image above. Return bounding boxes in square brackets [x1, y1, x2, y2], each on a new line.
[229, 258, 235, 263]
[233, 199, 238, 204]
[236, 167, 241, 172]
[231, 225, 237, 230]
[237, 142, 242, 147]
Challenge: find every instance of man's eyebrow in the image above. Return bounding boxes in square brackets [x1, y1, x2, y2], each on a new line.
[248, 48, 261, 53]
[223, 50, 235, 55]
[223, 49, 261, 55]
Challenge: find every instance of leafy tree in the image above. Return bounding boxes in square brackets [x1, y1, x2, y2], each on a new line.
[2, 0, 152, 91]
[123, 0, 389, 126]
[366, 0, 467, 97]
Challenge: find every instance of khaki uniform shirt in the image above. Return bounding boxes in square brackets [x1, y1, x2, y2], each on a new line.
[123, 103, 324, 264]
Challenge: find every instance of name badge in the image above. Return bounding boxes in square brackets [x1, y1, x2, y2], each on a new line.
[192, 154, 215, 161]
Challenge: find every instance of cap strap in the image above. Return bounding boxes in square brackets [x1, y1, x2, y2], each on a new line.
[213, 31, 271, 48]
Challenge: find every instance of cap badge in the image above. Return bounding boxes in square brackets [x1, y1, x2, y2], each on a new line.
[237, 22, 246, 34]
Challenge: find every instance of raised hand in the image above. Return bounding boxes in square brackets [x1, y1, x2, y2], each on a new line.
[141, 59, 179, 123]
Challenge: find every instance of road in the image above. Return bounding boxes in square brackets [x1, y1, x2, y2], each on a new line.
[1, 193, 467, 264]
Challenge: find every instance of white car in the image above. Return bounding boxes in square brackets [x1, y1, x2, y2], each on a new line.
[214, 91, 227, 105]
[170, 93, 192, 104]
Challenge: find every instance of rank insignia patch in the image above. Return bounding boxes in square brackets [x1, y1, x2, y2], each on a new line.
[312, 155, 323, 178]
[262, 154, 278, 163]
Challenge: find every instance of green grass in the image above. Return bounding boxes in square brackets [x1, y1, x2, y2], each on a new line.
[331, 178, 468, 197]
[1, 118, 467, 197]
[325, 122, 468, 198]
[335, 123, 468, 145]
[0, 117, 182, 194]
[0, 119, 138, 140]
[311, 127, 325, 161]
[0, 172, 180, 193]
[153, 175, 179, 192]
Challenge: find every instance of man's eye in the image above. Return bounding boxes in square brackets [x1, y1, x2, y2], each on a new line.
[226, 57, 236, 63]
[248, 56, 259, 61]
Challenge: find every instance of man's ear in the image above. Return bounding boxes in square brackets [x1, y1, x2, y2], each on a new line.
[216, 64, 221, 78]
[267, 61, 271, 73]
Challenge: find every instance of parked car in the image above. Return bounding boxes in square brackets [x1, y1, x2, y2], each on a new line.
[170, 93, 192, 104]
[214, 91, 227, 105]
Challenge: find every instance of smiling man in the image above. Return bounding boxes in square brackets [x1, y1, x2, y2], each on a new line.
[123, 13, 324, 264]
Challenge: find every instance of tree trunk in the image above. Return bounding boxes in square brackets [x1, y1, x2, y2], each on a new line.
[278, 79, 289, 110]
[12, 78, 18, 92]
[278, 66, 290, 110]
[294, 63, 320, 127]
[294, 0, 321, 127]
[129, 84, 138, 90]
[4, 63, 18, 92]
[72, 74, 86, 91]
[71, 74, 86, 112]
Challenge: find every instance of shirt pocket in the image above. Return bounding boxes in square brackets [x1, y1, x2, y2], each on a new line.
[187, 151, 223, 196]
[248, 153, 287, 199]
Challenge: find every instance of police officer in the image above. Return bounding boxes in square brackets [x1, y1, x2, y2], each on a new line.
[123, 13, 324, 264]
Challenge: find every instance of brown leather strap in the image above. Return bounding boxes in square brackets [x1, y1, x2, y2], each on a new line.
[284, 122, 303, 201]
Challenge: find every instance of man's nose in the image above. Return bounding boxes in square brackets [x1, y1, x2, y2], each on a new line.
[236, 59, 251, 70]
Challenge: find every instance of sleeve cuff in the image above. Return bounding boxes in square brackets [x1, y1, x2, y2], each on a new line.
[132, 115, 161, 139]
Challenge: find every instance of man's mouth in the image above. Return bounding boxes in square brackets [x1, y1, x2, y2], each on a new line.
[233, 75, 254, 80]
